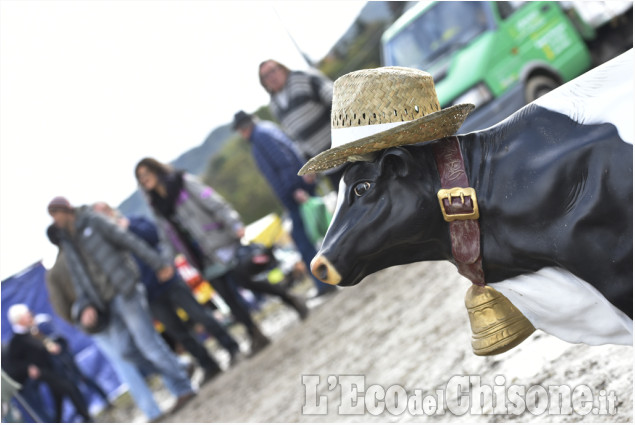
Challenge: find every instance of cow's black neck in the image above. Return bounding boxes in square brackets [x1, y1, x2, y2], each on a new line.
[456, 105, 632, 316]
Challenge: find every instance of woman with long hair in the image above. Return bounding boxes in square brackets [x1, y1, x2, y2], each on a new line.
[134, 157, 308, 354]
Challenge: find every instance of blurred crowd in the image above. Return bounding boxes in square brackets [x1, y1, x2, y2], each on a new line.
[2, 60, 340, 423]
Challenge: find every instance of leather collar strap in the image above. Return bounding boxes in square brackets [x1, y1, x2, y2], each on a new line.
[432, 136, 485, 285]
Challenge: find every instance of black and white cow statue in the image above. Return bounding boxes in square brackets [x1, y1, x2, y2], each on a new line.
[299, 50, 633, 353]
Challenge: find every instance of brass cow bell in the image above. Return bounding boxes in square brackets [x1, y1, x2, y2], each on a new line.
[465, 284, 536, 356]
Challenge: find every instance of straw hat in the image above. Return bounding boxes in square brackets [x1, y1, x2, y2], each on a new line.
[298, 67, 474, 175]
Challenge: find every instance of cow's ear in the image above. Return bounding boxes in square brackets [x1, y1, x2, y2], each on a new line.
[378, 147, 414, 178]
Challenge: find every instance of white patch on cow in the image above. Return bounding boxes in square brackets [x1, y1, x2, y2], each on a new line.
[533, 49, 633, 145]
[491, 267, 633, 346]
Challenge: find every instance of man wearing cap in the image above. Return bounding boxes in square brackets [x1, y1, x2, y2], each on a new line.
[45, 224, 170, 422]
[233, 111, 336, 297]
[46, 196, 197, 413]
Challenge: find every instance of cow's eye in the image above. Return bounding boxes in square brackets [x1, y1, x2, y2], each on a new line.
[354, 181, 371, 197]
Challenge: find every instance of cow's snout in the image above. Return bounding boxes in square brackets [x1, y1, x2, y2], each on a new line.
[311, 255, 342, 285]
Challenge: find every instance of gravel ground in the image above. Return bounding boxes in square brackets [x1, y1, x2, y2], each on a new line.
[101, 261, 632, 423]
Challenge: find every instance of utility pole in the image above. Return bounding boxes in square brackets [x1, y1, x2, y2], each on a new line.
[272, 6, 315, 68]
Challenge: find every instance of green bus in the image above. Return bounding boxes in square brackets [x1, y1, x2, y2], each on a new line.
[381, 1, 593, 131]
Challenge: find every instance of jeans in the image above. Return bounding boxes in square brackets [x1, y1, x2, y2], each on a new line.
[99, 285, 193, 397]
[92, 334, 163, 421]
[150, 279, 240, 371]
[288, 204, 335, 293]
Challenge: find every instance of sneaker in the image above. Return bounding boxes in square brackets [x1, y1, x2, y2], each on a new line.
[170, 392, 197, 415]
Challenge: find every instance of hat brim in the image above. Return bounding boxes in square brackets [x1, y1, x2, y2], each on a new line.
[298, 103, 474, 175]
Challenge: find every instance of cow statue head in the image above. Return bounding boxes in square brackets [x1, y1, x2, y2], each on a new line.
[299, 66, 473, 287]
[312, 146, 449, 287]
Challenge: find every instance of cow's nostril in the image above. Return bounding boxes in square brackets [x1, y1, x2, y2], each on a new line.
[311, 255, 342, 285]
[316, 264, 329, 281]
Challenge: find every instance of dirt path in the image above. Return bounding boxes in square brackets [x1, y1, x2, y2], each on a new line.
[158, 261, 631, 422]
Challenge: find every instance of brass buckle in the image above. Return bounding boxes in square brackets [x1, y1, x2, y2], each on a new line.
[437, 187, 480, 222]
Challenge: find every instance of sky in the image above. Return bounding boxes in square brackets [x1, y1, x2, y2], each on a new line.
[0, 0, 368, 280]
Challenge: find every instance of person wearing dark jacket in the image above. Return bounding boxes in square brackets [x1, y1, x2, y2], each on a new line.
[233, 111, 337, 297]
[6, 304, 93, 423]
[92, 202, 243, 383]
[46, 196, 196, 414]
[134, 159, 277, 354]
[45, 224, 167, 421]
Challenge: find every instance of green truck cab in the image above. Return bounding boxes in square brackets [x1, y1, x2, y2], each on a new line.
[380, 1, 593, 132]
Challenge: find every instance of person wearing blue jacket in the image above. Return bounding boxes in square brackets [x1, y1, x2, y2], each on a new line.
[92, 202, 242, 384]
[233, 111, 336, 297]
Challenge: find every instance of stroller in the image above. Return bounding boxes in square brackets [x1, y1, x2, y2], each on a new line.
[233, 242, 298, 290]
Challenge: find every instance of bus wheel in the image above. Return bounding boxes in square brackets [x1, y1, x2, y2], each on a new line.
[524, 75, 559, 103]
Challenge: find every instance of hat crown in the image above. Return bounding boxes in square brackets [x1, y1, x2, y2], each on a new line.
[297, 66, 474, 175]
[331, 67, 441, 130]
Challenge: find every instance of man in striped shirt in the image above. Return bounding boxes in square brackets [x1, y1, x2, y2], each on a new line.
[259, 59, 343, 189]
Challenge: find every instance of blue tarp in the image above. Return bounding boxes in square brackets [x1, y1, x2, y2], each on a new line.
[1, 262, 123, 422]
